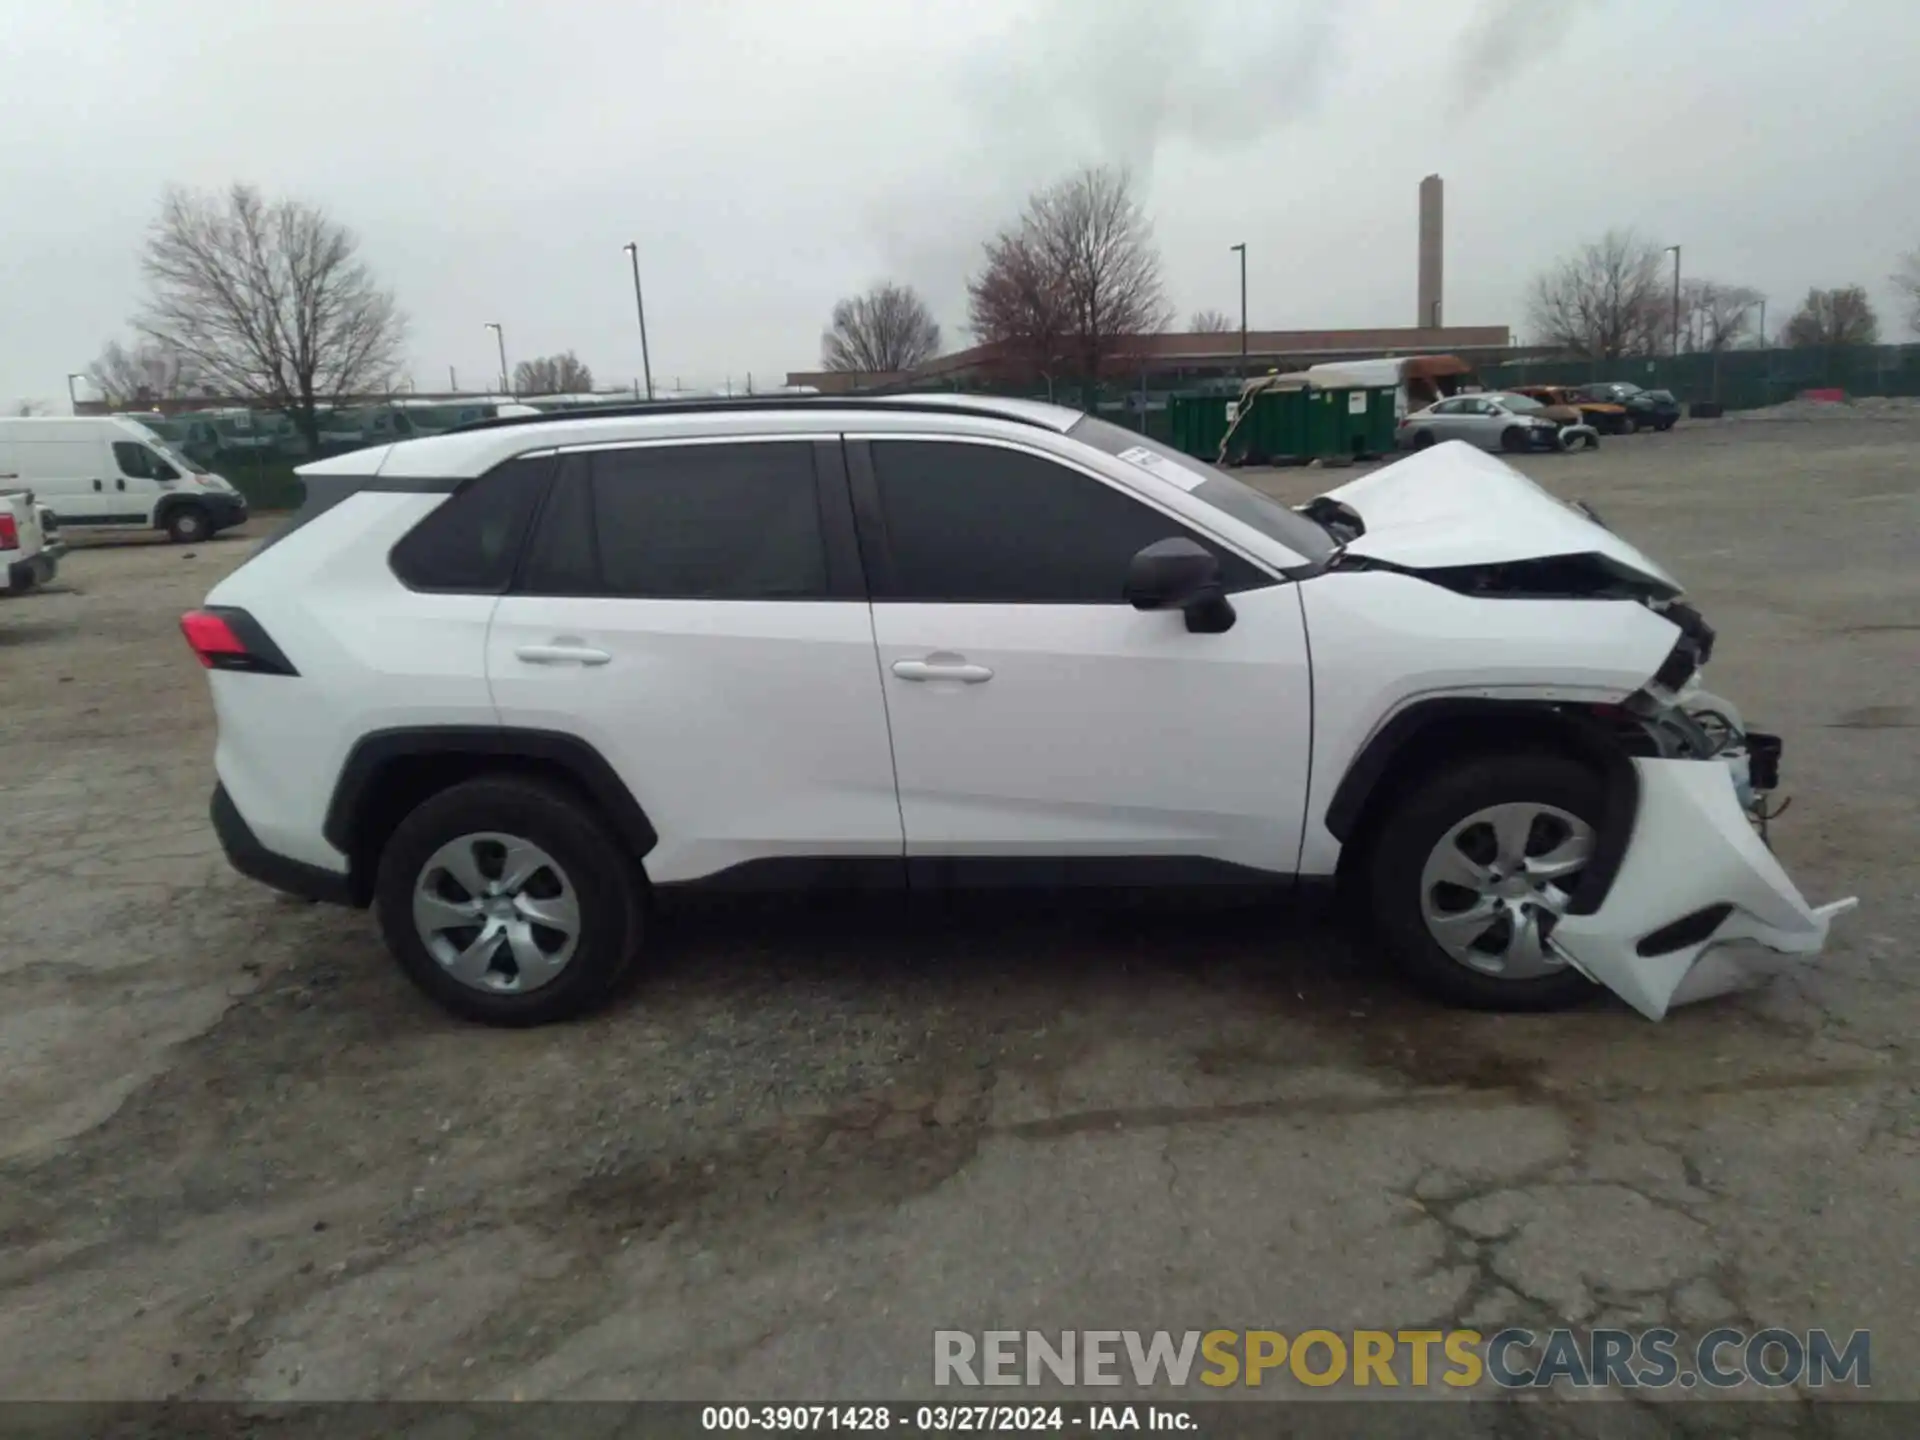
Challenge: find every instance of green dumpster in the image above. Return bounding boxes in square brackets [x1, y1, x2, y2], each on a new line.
[1222, 384, 1312, 465]
[1168, 393, 1235, 460]
[1304, 385, 1398, 459]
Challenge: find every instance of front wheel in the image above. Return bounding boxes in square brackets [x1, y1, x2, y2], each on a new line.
[374, 775, 643, 1025]
[1500, 426, 1530, 453]
[1365, 754, 1606, 1012]
[165, 505, 210, 544]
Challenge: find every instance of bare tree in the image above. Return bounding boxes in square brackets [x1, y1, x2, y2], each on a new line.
[10, 399, 52, 417]
[1892, 246, 1920, 336]
[968, 166, 1170, 390]
[1783, 286, 1880, 347]
[513, 351, 595, 395]
[966, 230, 1073, 395]
[87, 337, 202, 406]
[820, 282, 942, 373]
[134, 183, 406, 450]
[1677, 280, 1762, 353]
[1189, 308, 1234, 333]
[1526, 230, 1667, 359]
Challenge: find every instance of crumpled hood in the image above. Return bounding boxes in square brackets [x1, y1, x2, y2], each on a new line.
[1315, 440, 1682, 592]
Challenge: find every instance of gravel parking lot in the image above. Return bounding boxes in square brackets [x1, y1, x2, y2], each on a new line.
[1, 419, 1914, 1415]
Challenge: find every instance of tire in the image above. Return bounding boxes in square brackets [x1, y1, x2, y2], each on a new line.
[1581, 431, 1600, 450]
[165, 505, 210, 544]
[374, 775, 643, 1026]
[1411, 430, 1436, 450]
[1500, 426, 1529, 453]
[1364, 753, 1606, 1013]
[1626, 417, 1644, 434]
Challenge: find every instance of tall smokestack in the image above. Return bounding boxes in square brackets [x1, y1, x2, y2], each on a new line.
[1418, 174, 1443, 329]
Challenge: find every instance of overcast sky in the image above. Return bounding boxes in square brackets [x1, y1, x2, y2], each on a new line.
[4, 0, 1918, 407]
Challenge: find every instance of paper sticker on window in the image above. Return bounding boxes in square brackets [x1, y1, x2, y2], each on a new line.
[1348, 391, 1367, 414]
[1116, 445, 1207, 492]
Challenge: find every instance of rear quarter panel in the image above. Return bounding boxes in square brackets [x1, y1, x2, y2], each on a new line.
[205, 492, 502, 871]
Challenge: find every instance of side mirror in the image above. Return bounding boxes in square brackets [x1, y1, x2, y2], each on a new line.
[1124, 537, 1235, 634]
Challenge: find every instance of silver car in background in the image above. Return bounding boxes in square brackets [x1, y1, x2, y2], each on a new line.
[1400, 391, 1597, 454]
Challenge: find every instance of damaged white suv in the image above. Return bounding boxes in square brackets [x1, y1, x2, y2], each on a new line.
[185, 396, 1854, 1026]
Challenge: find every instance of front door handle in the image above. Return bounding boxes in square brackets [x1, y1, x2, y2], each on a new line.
[514, 643, 612, 666]
[892, 658, 993, 684]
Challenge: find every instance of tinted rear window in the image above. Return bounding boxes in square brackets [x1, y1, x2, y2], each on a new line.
[389, 458, 548, 592]
[518, 443, 830, 600]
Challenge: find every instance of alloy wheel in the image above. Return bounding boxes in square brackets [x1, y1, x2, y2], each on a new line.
[412, 832, 581, 993]
[1418, 803, 1594, 979]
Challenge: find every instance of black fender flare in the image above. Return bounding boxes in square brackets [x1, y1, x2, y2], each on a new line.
[323, 725, 659, 866]
[1323, 697, 1638, 917]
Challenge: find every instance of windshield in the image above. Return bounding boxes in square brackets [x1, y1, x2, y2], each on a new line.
[1610, 383, 1642, 396]
[1495, 394, 1544, 414]
[153, 440, 209, 474]
[1068, 414, 1335, 564]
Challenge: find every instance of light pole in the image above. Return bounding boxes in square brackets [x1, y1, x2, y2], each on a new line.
[484, 322, 508, 395]
[1229, 242, 1248, 377]
[1755, 296, 1767, 349]
[65, 372, 85, 413]
[622, 242, 655, 402]
[1664, 244, 1681, 359]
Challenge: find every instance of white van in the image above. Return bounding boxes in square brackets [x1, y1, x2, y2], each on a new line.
[0, 416, 249, 543]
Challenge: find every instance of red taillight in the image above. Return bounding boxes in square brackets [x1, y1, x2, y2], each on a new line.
[178, 606, 299, 675]
[180, 609, 247, 668]
[0, 513, 17, 550]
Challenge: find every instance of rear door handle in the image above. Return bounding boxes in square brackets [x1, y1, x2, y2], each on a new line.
[514, 643, 611, 666]
[892, 659, 993, 683]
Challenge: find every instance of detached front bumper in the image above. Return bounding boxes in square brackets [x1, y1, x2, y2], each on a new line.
[1549, 756, 1857, 1019]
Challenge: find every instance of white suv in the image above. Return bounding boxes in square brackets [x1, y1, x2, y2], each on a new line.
[185, 397, 1853, 1026]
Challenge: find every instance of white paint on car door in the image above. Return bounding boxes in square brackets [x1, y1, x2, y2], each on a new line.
[860, 436, 1313, 874]
[485, 441, 903, 885]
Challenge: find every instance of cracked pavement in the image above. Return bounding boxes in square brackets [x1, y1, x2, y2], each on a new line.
[0, 419, 1914, 1421]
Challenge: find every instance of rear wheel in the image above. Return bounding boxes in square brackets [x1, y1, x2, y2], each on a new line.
[374, 775, 642, 1025]
[1366, 754, 1604, 1012]
[1411, 430, 1436, 450]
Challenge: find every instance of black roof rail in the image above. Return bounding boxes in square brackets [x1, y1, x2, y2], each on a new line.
[444, 395, 1077, 436]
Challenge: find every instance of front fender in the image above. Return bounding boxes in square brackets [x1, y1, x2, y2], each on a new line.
[1548, 758, 1857, 1019]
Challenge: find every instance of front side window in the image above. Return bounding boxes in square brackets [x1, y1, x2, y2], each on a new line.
[869, 439, 1269, 603]
[389, 456, 547, 592]
[112, 441, 154, 478]
[518, 442, 830, 600]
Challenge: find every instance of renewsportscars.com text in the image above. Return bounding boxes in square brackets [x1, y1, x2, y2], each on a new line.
[933, 1327, 1870, 1390]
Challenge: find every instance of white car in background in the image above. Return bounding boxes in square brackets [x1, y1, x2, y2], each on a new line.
[1401, 391, 1594, 454]
[184, 401, 1853, 1028]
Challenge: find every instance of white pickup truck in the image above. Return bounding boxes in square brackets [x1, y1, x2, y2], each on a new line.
[1, 488, 65, 596]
